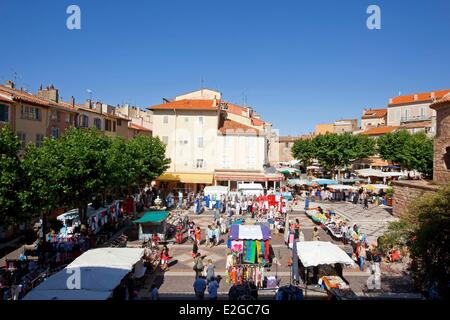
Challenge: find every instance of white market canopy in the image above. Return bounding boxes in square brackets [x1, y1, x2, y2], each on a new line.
[355, 168, 385, 177]
[296, 241, 355, 267]
[328, 184, 358, 190]
[24, 248, 144, 300]
[203, 185, 229, 196]
[356, 169, 405, 178]
[68, 248, 144, 269]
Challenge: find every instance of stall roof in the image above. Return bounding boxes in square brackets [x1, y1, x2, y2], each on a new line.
[312, 179, 338, 185]
[296, 241, 355, 267]
[133, 211, 169, 224]
[24, 248, 144, 300]
[229, 224, 271, 240]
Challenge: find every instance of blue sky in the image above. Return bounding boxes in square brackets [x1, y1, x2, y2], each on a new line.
[1, 0, 449, 135]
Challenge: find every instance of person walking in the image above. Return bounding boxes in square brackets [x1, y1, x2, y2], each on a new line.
[193, 253, 204, 279]
[192, 240, 198, 258]
[357, 243, 367, 271]
[208, 277, 219, 300]
[193, 276, 207, 300]
[195, 226, 202, 246]
[294, 219, 300, 240]
[363, 190, 369, 210]
[312, 227, 320, 241]
[214, 225, 220, 246]
[161, 245, 171, 271]
[207, 225, 214, 248]
[205, 259, 216, 283]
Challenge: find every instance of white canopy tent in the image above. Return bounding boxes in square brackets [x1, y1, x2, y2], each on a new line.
[327, 184, 358, 190]
[203, 185, 229, 196]
[296, 241, 355, 267]
[355, 168, 385, 177]
[24, 248, 144, 300]
[24, 289, 112, 300]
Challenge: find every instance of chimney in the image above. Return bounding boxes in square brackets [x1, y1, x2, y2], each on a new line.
[95, 101, 102, 113]
[86, 99, 92, 108]
[70, 96, 75, 107]
[414, 94, 418, 101]
[37, 84, 59, 103]
[5, 80, 15, 89]
[431, 92, 436, 99]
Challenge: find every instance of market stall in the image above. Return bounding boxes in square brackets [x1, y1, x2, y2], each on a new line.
[133, 211, 169, 242]
[226, 224, 274, 289]
[23, 248, 144, 300]
[203, 186, 229, 209]
[295, 241, 357, 299]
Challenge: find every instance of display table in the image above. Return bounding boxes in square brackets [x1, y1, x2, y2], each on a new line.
[319, 276, 358, 300]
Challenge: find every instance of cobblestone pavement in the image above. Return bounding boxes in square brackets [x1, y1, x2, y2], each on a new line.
[138, 206, 419, 300]
[297, 200, 398, 244]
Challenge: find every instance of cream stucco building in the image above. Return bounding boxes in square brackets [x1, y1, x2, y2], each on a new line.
[147, 89, 283, 192]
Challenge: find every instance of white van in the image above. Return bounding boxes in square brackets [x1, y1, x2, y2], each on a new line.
[237, 183, 264, 196]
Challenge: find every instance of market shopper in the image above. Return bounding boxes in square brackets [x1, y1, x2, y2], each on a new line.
[193, 253, 204, 279]
[205, 259, 216, 282]
[294, 219, 300, 240]
[195, 226, 202, 245]
[357, 243, 367, 271]
[193, 276, 207, 300]
[312, 227, 320, 241]
[161, 245, 170, 271]
[208, 277, 219, 300]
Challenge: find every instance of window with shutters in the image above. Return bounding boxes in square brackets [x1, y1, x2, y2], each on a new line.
[21, 105, 41, 121]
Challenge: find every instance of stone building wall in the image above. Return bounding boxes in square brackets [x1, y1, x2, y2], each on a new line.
[433, 105, 450, 184]
[392, 180, 438, 217]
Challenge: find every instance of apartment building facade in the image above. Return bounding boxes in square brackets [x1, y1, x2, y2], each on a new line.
[387, 89, 450, 136]
[147, 89, 283, 192]
[0, 81, 131, 149]
[361, 108, 387, 130]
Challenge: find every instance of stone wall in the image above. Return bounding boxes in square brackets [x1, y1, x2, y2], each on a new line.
[433, 105, 450, 184]
[392, 180, 438, 218]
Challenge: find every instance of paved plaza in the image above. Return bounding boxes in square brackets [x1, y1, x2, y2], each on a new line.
[137, 203, 418, 300]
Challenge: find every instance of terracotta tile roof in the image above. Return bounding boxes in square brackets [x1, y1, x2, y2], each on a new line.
[218, 118, 261, 136]
[360, 126, 398, 136]
[219, 100, 266, 126]
[0, 92, 13, 104]
[76, 104, 129, 121]
[430, 93, 450, 110]
[389, 89, 450, 106]
[129, 123, 152, 132]
[362, 108, 387, 119]
[399, 121, 432, 129]
[146, 99, 217, 111]
[0, 85, 77, 112]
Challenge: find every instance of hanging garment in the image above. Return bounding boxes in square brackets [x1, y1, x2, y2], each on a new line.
[260, 241, 266, 263]
[264, 240, 270, 261]
[255, 241, 262, 264]
[244, 240, 256, 264]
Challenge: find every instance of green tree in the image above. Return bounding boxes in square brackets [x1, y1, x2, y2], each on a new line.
[291, 138, 315, 167]
[377, 130, 433, 178]
[312, 133, 376, 177]
[0, 125, 29, 228]
[125, 135, 171, 189]
[377, 130, 410, 165]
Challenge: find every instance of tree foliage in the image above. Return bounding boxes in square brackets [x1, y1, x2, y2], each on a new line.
[380, 184, 450, 299]
[2, 127, 170, 229]
[0, 126, 28, 228]
[292, 133, 376, 173]
[377, 130, 433, 178]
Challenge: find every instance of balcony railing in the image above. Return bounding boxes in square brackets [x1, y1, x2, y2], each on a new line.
[400, 115, 431, 123]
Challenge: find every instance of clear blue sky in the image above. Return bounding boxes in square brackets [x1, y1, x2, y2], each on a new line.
[1, 0, 449, 135]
